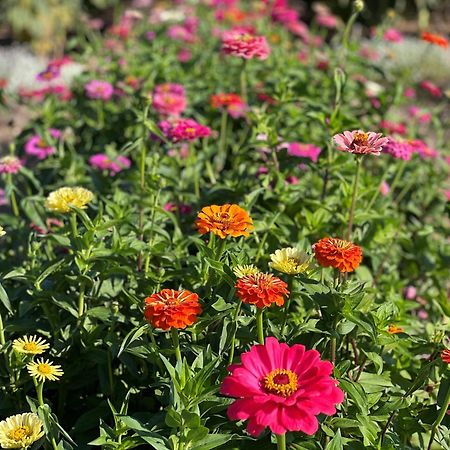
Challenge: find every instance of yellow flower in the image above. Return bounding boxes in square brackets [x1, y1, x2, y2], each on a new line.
[12, 335, 50, 355]
[0, 413, 44, 449]
[233, 264, 260, 278]
[27, 358, 63, 382]
[45, 187, 94, 213]
[269, 247, 312, 275]
[0, 226, 5, 237]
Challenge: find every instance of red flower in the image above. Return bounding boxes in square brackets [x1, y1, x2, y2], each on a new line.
[441, 349, 450, 364]
[144, 289, 202, 331]
[313, 237, 362, 273]
[235, 273, 289, 308]
[421, 32, 449, 48]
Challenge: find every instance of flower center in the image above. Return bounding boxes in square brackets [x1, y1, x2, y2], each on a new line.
[185, 127, 196, 134]
[37, 363, 52, 374]
[9, 425, 31, 441]
[263, 369, 298, 397]
[239, 33, 254, 42]
[38, 139, 48, 148]
[23, 342, 39, 351]
[352, 132, 369, 146]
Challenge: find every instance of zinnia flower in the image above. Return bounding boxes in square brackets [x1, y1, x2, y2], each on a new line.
[159, 118, 211, 142]
[221, 29, 271, 60]
[233, 264, 260, 278]
[211, 93, 247, 118]
[152, 83, 187, 116]
[89, 154, 131, 175]
[441, 349, 450, 364]
[382, 138, 414, 161]
[24, 129, 61, 160]
[421, 32, 448, 48]
[0, 156, 22, 174]
[420, 80, 442, 98]
[45, 187, 94, 213]
[333, 130, 389, 156]
[387, 324, 404, 334]
[36, 66, 60, 82]
[235, 272, 289, 308]
[195, 204, 253, 239]
[12, 335, 50, 355]
[85, 80, 114, 100]
[0, 413, 44, 449]
[269, 247, 311, 275]
[144, 289, 202, 330]
[284, 142, 321, 162]
[27, 359, 63, 382]
[220, 337, 344, 436]
[313, 237, 362, 273]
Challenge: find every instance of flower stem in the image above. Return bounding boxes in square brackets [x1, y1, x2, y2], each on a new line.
[77, 281, 86, 319]
[426, 381, 450, 450]
[35, 380, 45, 406]
[215, 110, 228, 172]
[276, 433, 286, 450]
[0, 311, 5, 347]
[256, 308, 264, 345]
[240, 59, 248, 103]
[346, 156, 362, 240]
[171, 328, 182, 365]
[8, 174, 19, 217]
[70, 212, 78, 239]
[281, 279, 294, 337]
[228, 301, 242, 366]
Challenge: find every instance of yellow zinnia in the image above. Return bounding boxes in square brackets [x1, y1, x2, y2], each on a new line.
[269, 247, 312, 275]
[233, 264, 260, 278]
[12, 335, 50, 355]
[0, 413, 44, 449]
[26, 358, 63, 382]
[45, 187, 94, 213]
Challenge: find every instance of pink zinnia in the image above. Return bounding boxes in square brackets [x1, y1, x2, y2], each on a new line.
[24, 129, 61, 160]
[89, 154, 131, 175]
[220, 337, 344, 437]
[285, 143, 321, 163]
[159, 118, 211, 142]
[333, 130, 389, 156]
[382, 138, 413, 161]
[316, 14, 338, 29]
[85, 80, 114, 100]
[211, 93, 247, 118]
[222, 29, 271, 60]
[152, 83, 187, 117]
[383, 28, 403, 42]
[409, 139, 439, 159]
[380, 120, 406, 136]
[0, 156, 23, 174]
[420, 81, 442, 98]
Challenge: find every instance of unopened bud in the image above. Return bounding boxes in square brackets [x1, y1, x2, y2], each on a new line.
[354, 0, 364, 12]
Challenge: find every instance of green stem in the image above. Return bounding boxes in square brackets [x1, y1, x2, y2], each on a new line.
[77, 282, 86, 319]
[215, 110, 228, 172]
[330, 336, 337, 366]
[346, 157, 362, 240]
[240, 59, 248, 103]
[228, 301, 242, 366]
[70, 213, 78, 239]
[137, 143, 147, 271]
[276, 433, 286, 450]
[366, 163, 391, 211]
[427, 381, 450, 450]
[171, 328, 182, 365]
[342, 2, 363, 50]
[8, 173, 19, 217]
[281, 279, 294, 337]
[256, 308, 264, 345]
[36, 381, 44, 406]
[0, 311, 5, 346]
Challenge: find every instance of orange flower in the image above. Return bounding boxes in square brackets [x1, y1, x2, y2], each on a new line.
[387, 324, 405, 334]
[441, 349, 450, 364]
[235, 273, 289, 309]
[313, 237, 362, 273]
[144, 289, 202, 331]
[195, 204, 253, 239]
[421, 32, 449, 48]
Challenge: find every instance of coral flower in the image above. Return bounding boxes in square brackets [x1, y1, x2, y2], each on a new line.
[387, 324, 405, 334]
[159, 118, 211, 142]
[211, 93, 247, 118]
[0, 156, 23, 174]
[333, 130, 389, 156]
[0, 413, 45, 449]
[45, 187, 94, 213]
[195, 204, 253, 239]
[235, 273, 289, 308]
[269, 247, 312, 275]
[313, 237, 362, 273]
[222, 29, 271, 60]
[220, 337, 344, 436]
[441, 349, 450, 364]
[12, 335, 50, 355]
[144, 289, 202, 331]
[421, 32, 449, 48]
[27, 359, 63, 382]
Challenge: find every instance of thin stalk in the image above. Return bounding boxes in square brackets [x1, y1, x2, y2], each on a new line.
[426, 383, 450, 450]
[7, 174, 19, 217]
[228, 301, 242, 366]
[0, 311, 5, 346]
[107, 349, 114, 396]
[137, 143, 147, 271]
[330, 336, 337, 366]
[171, 328, 182, 365]
[281, 278, 294, 337]
[366, 163, 391, 211]
[215, 110, 228, 172]
[346, 157, 362, 240]
[276, 433, 286, 450]
[256, 308, 264, 345]
[70, 213, 78, 239]
[77, 282, 86, 319]
[240, 59, 248, 103]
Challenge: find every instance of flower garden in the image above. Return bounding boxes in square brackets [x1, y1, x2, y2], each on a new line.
[0, 0, 449, 449]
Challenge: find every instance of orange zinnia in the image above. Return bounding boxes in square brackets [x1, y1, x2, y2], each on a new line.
[441, 349, 450, 364]
[144, 289, 202, 331]
[387, 324, 405, 334]
[421, 32, 449, 48]
[235, 273, 289, 309]
[313, 237, 362, 273]
[195, 204, 253, 239]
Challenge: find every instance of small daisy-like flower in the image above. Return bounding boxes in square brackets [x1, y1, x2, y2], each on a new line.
[0, 156, 23, 174]
[233, 264, 260, 278]
[421, 32, 448, 48]
[144, 289, 202, 331]
[45, 187, 94, 213]
[26, 359, 64, 382]
[441, 349, 450, 364]
[0, 413, 44, 449]
[269, 247, 312, 275]
[195, 204, 253, 239]
[333, 130, 389, 156]
[12, 335, 50, 355]
[235, 272, 289, 309]
[313, 237, 362, 273]
[387, 324, 405, 334]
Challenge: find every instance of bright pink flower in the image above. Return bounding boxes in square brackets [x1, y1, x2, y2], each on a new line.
[380, 120, 406, 135]
[152, 83, 187, 116]
[409, 139, 439, 159]
[85, 80, 114, 100]
[51, 84, 72, 101]
[0, 156, 23, 174]
[285, 175, 299, 185]
[159, 118, 211, 142]
[382, 138, 413, 161]
[25, 129, 61, 160]
[48, 56, 72, 69]
[285, 143, 321, 162]
[420, 81, 442, 98]
[404, 87, 416, 98]
[316, 14, 338, 29]
[222, 29, 271, 60]
[89, 154, 131, 175]
[177, 48, 192, 62]
[383, 28, 403, 42]
[220, 337, 344, 437]
[380, 181, 390, 196]
[334, 130, 389, 156]
[445, 190, 450, 202]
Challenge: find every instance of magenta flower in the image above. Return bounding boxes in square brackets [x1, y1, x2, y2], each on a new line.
[85, 80, 114, 100]
[222, 29, 271, 60]
[24, 129, 61, 160]
[89, 154, 131, 175]
[383, 28, 403, 42]
[285, 143, 321, 162]
[36, 66, 60, 82]
[220, 337, 344, 437]
[152, 83, 187, 117]
[0, 156, 23, 174]
[409, 139, 439, 159]
[316, 14, 338, 29]
[382, 138, 414, 161]
[420, 81, 442, 98]
[159, 118, 211, 142]
[380, 120, 406, 136]
[333, 130, 389, 156]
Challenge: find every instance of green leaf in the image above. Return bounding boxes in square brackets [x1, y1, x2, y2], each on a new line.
[189, 434, 232, 450]
[326, 430, 343, 450]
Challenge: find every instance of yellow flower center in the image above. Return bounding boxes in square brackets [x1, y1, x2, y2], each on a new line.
[239, 33, 254, 42]
[23, 342, 39, 352]
[37, 363, 52, 374]
[38, 139, 48, 148]
[8, 425, 31, 441]
[185, 127, 196, 134]
[263, 369, 298, 397]
[352, 132, 369, 146]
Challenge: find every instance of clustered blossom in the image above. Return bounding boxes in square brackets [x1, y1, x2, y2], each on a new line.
[221, 29, 271, 60]
[24, 129, 61, 160]
[152, 83, 187, 116]
[0, 156, 23, 174]
[334, 130, 389, 156]
[89, 154, 131, 175]
[211, 93, 247, 118]
[269, 247, 312, 275]
[36, 66, 60, 82]
[159, 118, 211, 142]
[85, 80, 114, 100]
